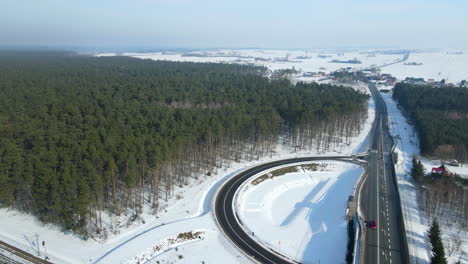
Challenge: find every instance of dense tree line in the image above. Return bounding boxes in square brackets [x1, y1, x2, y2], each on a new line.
[393, 83, 468, 162]
[0, 52, 368, 236]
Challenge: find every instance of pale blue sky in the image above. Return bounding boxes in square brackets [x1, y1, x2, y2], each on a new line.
[1, 0, 467, 50]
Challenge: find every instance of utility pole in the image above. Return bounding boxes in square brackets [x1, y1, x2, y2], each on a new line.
[34, 233, 40, 256]
[43, 241, 49, 260]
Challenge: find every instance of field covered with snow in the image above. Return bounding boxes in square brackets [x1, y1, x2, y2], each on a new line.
[381, 51, 468, 83]
[236, 161, 363, 264]
[98, 49, 401, 75]
[98, 49, 468, 83]
[0, 94, 375, 263]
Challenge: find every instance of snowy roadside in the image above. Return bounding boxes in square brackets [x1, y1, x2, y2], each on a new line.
[383, 93, 467, 264]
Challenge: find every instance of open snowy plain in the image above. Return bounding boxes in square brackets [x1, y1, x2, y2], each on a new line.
[99, 49, 468, 83]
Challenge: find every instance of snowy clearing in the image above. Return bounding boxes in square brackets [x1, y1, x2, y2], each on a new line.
[236, 161, 363, 264]
[419, 157, 468, 179]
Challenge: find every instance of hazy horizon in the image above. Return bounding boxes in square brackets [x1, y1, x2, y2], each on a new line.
[2, 0, 468, 51]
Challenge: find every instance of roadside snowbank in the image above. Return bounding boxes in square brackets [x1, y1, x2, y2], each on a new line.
[127, 231, 204, 264]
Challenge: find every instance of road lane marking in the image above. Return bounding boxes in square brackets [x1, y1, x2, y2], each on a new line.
[376, 147, 380, 264]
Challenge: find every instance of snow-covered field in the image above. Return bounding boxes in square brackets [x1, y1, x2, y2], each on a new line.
[236, 161, 363, 264]
[0, 93, 375, 263]
[98, 49, 402, 75]
[381, 51, 468, 83]
[98, 49, 468, 83]
[383, 94, 467, 264]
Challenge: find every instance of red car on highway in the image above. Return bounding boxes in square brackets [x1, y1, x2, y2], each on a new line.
[369, 220, 377, 229]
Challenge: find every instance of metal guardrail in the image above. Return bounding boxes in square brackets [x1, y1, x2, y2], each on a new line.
[0, 241, 51, 264]
[0, 253, 26, 264]
[0, 246, 33, 264]
[352, 214, 362, 264]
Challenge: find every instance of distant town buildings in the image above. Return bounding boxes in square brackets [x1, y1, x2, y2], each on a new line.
[404, 77, 426, 85]
[329, 58, 362, 64]
[404, 62, 423, 66]
[303, 71, 327, 77]
[262, 56, 466, 90]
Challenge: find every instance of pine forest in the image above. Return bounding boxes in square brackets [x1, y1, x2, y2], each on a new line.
[0, 52, 369, 236]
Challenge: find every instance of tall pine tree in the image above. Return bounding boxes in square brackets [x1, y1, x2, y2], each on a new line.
[428, 219, 447, 264]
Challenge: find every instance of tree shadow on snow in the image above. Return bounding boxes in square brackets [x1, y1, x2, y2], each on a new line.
[280, 179, 330, 227]
[300, 169, 360, 264]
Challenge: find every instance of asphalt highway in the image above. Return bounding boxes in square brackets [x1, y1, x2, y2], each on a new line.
[365, 84, 409, 264]
[213, 83, 410, 264]
[213, 156, 353, 264]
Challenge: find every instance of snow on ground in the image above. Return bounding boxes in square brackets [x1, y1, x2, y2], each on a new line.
[127, 231, 205, 264]
[0, 50, 377, 263]
[341, 81, 371, 95]
[2, 48, 465, 263]
[97, 49, 403, 75]
[98, 49, 468, 84]
[0, 92, 375, 264]
[381, 51, 468, 83]
[443, 164, 468, 179]
[0, 169, 245, 264]
[418, 158, 468, 179]
[236, 161, 363, 264]
[383, 93, 468, 264]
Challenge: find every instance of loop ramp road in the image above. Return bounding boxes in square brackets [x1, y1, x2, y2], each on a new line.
[213, 156, 356, 264]
[214, 84, 410, 264]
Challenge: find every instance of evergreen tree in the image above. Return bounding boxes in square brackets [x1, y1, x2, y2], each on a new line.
[428, 219, 447, 264]
[0, 51, 369, 235]
[411, 157, 425, 184]
[428, 219, 440, 247]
